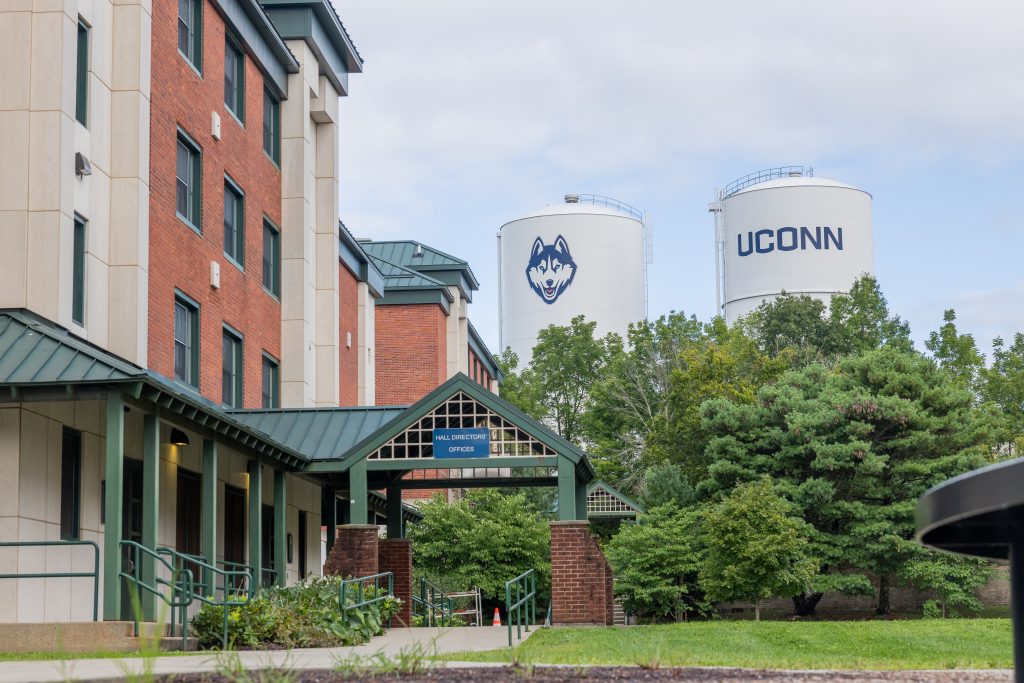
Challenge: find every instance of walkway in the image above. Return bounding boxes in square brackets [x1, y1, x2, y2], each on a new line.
[0, 627, 526, 683]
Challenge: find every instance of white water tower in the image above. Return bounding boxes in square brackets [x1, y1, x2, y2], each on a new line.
[498, 194, 651, 365]
[709, 167, 874, 324]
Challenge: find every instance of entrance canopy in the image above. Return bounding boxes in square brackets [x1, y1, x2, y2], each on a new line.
[231, 374, 597, 532]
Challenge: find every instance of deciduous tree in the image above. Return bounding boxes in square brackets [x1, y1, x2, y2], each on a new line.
[700, 479, 818, 621]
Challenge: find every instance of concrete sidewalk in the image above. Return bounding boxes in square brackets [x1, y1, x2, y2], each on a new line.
[0, 627, 527, 683]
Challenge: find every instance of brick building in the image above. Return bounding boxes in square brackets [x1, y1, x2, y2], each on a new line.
[0, 0, 614, 634]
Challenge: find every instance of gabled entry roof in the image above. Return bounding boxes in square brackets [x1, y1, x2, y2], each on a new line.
[313, 373, 595, 481]
[586, 481, 644, 518]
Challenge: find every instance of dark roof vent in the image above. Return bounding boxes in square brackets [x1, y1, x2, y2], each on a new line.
[564, 194, 580, 204]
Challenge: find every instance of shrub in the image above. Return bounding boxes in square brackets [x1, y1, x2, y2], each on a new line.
[408, 490, 551, 603]
[605, 503, 708, 622]
[190, 576, 401, 650]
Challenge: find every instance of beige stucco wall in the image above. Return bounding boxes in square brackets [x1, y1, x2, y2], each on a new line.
[0, 0, 150, 364]
[0, 401, 322, 623]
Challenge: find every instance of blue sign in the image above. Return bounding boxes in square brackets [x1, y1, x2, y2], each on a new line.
[433, 428, 491, 459]
[526, 235, 577, 304]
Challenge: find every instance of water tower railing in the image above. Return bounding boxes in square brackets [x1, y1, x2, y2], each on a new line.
[575, 194, 645, 222]
[720, 166, 813, 199]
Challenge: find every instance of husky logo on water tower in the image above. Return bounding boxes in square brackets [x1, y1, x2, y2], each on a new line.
[526, 235, 577, 304]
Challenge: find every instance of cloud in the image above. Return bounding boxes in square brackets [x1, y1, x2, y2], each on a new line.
[331, 0, 1024, 349]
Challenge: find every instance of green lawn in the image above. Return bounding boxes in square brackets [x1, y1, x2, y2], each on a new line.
[453, 619, 1013, 670]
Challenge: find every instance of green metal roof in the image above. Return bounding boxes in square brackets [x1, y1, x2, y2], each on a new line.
[368, 256, 452, 293]
[0, 310, 144, 384]
[229, 406, 407, 461]
[0, 310, 308, 469]
[361, 241, 480, 291]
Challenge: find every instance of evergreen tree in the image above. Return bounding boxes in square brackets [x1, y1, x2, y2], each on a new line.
[700, 347, 996, 615]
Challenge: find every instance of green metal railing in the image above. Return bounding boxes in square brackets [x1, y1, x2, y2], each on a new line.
[119, 541, 194, 649]
[165, 550, 253, 649]
[412, 577, 453, 626]
[171, 553, 255, 601]
[504, 569, 536, 647]
[339, 572, 394, 627]
[0, 540, 100, 622]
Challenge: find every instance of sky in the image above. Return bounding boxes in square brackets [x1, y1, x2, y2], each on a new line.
[331, 1, 1024, 358]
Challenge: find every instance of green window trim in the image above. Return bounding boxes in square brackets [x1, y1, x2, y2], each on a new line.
[173, 292, 200, 388]
[176, 129, 202, 232]
[178, 0, 203, 73]
[76, 20, 89, 126]
[262, 88, 280, 165]
[262, 218, 280, 298]
[72, 215, 86, 325]
[224, 37, 245, 123]
[60, 428, 82, 541]
[261, 352, 279, 409]
[223, 176, 244, 268]
[222, 326, 244, 408]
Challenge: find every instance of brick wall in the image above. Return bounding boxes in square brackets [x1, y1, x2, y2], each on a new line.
[377, 539, 413, 626]
[323, 525, 379, 578]
[339, 265, 359, 406]
[468, 350, 493, 389]
[148, 0, 282, 406]
[375, 304, 448, 405]
[718, 566, 1011, 615]
[549, 521, 614, 626]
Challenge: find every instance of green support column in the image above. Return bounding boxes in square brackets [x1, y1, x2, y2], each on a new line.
[324, 487, 337, 556]
[102, 391, 124, 621]
[273, 470, 286, 588]
[557, 460, 576, 522]
[141, 414, 160, 621]
[575, 480, 588, 521]
[386, 483, 403, 539]
[349, 459, 368, 525]
[248, 460, 262, 586]
[202, 439, 218, 593]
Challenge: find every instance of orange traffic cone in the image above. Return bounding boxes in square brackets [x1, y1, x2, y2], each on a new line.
[492, 607, 502, 626]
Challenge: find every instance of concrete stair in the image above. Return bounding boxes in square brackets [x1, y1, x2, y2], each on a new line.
[0, 622, 197, 654]
[612, 600, 632, 626]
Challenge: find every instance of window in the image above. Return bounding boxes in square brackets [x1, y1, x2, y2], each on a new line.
[173, 294, 199, 387]
[222, 327, 243, 407]
[72, 215, 86, 325]
[178, 0, 202, 71]
[76, 21, 89, 126]
[261, 353, 279, 409]
[262, 89, 280, 164]
[60, 428, 82, 540]
[223, 178, 244, 266]
[176, 131, 201, 230]
[262, 219, 280, 297]
[224, 38, 244, 122]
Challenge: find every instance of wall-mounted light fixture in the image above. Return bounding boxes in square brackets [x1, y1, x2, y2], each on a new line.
[168, 428, 190, 447]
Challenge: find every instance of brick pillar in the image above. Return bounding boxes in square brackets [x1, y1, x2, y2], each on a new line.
[323, 525, 379, 578]
[378, 539, 414, 627]
[550, 521, 614, 626]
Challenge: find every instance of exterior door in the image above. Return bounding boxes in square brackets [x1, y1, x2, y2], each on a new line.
[120, 459, 144, 620]
[176, 468, 202, 589]
[261, 503, 274, 586]
[223, 485, 246, 589]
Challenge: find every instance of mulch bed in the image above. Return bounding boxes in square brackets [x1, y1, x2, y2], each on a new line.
[159, 666, 1012, 682]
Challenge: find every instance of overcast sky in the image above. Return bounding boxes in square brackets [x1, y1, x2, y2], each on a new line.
[332, 1, 1024, 358]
